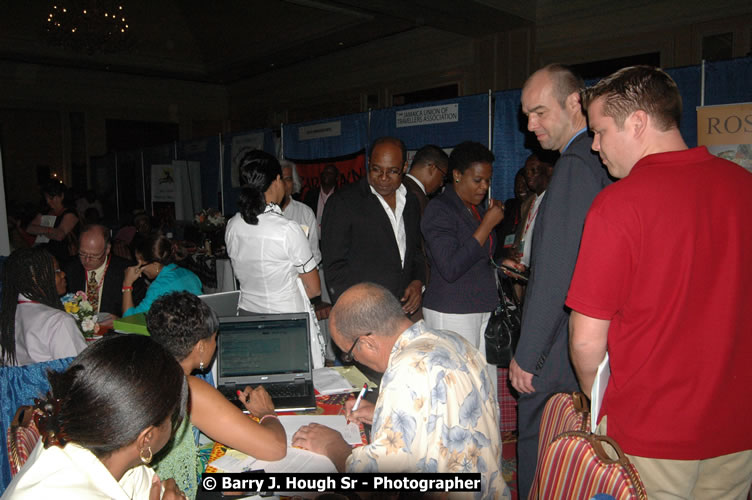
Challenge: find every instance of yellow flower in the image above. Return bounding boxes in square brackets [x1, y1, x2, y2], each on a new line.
[383, 429, 405, 455]
[64, 302, 79, 314]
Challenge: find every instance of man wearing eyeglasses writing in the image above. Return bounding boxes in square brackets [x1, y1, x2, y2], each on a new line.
[64, 224, 144, 318]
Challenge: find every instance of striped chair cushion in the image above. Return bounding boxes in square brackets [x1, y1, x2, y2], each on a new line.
[6, 406, 41, 476]
[534, 431, 647, 500]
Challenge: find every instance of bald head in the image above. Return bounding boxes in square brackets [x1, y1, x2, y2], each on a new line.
[331, 283, 411, 343]
[78, 224, 111, 271]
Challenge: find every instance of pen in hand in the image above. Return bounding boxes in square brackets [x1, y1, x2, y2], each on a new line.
[352, 383, 368, 412]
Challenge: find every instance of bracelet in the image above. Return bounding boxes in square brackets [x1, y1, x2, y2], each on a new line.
[121, 286, 133, 293]
[259, 414, 279, 424]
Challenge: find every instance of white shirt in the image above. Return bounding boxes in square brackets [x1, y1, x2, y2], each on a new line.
[225, 205, 317, 314]
[405, 173, 427, 195]
[369, 183, 407, 267]
[13, 295, 87, 366]
[520, 191, 545, 267]
[282, 198, 322, 264]
[3, 441, 155, 499]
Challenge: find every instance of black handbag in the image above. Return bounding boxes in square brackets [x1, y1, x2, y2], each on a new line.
[484, 271, 522, 367]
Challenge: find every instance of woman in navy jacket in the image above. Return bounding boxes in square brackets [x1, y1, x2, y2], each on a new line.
[421, 141, 504, 358]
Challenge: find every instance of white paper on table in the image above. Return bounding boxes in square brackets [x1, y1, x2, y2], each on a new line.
[590, 352, 611, 433]
[209, 446, 336, 474]
[278, 415, 362, 446]
[313, 367, 355, 395]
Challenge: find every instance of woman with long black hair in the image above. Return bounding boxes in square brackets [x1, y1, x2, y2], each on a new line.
[225, 150, 326, 368]
[0, 247, 86, 366]
[2, 334, 188, 499]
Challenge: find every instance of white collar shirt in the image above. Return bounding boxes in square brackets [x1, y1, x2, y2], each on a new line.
[369, 183, 407, 268]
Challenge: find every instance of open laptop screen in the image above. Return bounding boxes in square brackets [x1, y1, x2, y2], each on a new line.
[218, 315, 310, 378]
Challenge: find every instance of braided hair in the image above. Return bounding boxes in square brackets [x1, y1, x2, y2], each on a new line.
[0, 248, 63, 366]
[237, 150, 282, 225]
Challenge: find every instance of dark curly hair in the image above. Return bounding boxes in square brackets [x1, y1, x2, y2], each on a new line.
[146, 291, 219, 362]
[448, 141, 495, 175]
[38, 334, 187, 459]
[237, 150, 282, 225]
[0, 248, 64, 366]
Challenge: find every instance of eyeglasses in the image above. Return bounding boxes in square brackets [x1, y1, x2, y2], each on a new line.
[370, 165, 403, 178]
[341, 333, 372, 363]
[78, 250, 106, 261]
[435, 164, 450, 184]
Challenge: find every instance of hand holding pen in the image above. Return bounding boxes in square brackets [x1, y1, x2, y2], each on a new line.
[344, 384, 374, 425]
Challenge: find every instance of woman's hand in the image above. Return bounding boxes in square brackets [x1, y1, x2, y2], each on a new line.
[150, 476, 185, 500]
[238, 386, 276, 418]
[344, 397, 374, 426]
[123, 264, 142, 287]
[483, 199, 505, 228]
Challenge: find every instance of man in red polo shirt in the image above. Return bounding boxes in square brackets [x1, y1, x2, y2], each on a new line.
[566, 65, 752, 499]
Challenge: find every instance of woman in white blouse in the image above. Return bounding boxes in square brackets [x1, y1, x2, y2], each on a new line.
[225, 150, 325, 367]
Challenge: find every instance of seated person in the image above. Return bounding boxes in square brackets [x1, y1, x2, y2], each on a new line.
[0, 247, 86, 366]
[3, 334, 187, 499]
[292, 283, 509, 500]
[64, 224, 144, 319]
[146, 292, 287, 499]
[122, 233, 202, 317]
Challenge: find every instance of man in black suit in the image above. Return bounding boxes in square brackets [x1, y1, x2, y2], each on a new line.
[510, 64, 612, 499]
[321, 137, 425, 316]
[402, 144, 449, 215]
[64, 224, 141, 317]
[303, 163, 340, 233]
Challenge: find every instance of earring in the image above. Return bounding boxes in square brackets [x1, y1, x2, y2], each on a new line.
[199, 344, 204, 370]
[140, 446, 152, 465]
[455, 178, 460, 183]
[199, 359, 204, 370]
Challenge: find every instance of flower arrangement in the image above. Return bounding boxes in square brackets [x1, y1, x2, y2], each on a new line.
[194, 208, 226, 233]
[61, 291, 99, 339]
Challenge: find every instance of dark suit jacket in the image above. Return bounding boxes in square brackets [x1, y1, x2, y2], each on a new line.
[303, 188, 321, 215]
[402, 176, 428, 215]
[515, 131, 611, 389]
[64, 254, 141, 316]
[421, 185, 498, 314]
[321, 177, 426, 304]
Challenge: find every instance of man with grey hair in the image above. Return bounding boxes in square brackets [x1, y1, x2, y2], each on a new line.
[63, 224, 141, 317]
[280, 159, 321, 265]
[292, 282, 509, 499]
[511, 63, 611, 498]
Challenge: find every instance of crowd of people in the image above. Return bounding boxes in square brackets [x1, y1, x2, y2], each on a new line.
[1, 63, 751, 500]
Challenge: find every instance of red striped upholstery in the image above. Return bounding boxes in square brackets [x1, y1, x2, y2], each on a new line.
[533, 431, 647, 500]
[6, 406, 41, 477]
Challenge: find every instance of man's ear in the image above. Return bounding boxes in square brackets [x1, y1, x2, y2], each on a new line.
[630, 110, 649, 137]
[401, 161, 408, 174]
[566, 91, 581, 114]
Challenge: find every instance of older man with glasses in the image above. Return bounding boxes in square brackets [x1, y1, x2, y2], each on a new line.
[63, 224, 144, 318]
[292, 282, 509, 499]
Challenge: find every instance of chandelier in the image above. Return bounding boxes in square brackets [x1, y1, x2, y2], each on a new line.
[45, 1, 131, 55]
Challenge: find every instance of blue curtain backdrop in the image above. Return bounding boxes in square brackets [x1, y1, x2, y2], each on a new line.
[221, 130, 275, 215]
[369, 94, 490, 155]
[176, 136, 222, 210]
[491, 88, 530, 201]
[282, 112, 368, 160]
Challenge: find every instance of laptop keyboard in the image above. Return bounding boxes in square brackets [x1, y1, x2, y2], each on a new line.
[265, 383, 308, 398]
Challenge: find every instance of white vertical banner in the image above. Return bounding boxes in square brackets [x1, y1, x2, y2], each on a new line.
[0, 146, 10, 256]
[230, 132, 265, 187]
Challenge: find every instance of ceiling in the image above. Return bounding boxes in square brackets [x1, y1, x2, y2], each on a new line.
[0, 0, 534, 84]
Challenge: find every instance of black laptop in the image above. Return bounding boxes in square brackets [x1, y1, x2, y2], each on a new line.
[216, 313, 316, 412]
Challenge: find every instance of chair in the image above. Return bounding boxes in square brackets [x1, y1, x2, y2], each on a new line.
[0, 357, 73, 494]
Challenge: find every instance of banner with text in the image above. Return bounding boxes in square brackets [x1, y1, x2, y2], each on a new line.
[697, 102, 752, 174]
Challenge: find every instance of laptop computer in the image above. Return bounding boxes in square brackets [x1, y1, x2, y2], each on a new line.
[199, 291, 240, 317]
[216, 313, 316, 412]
